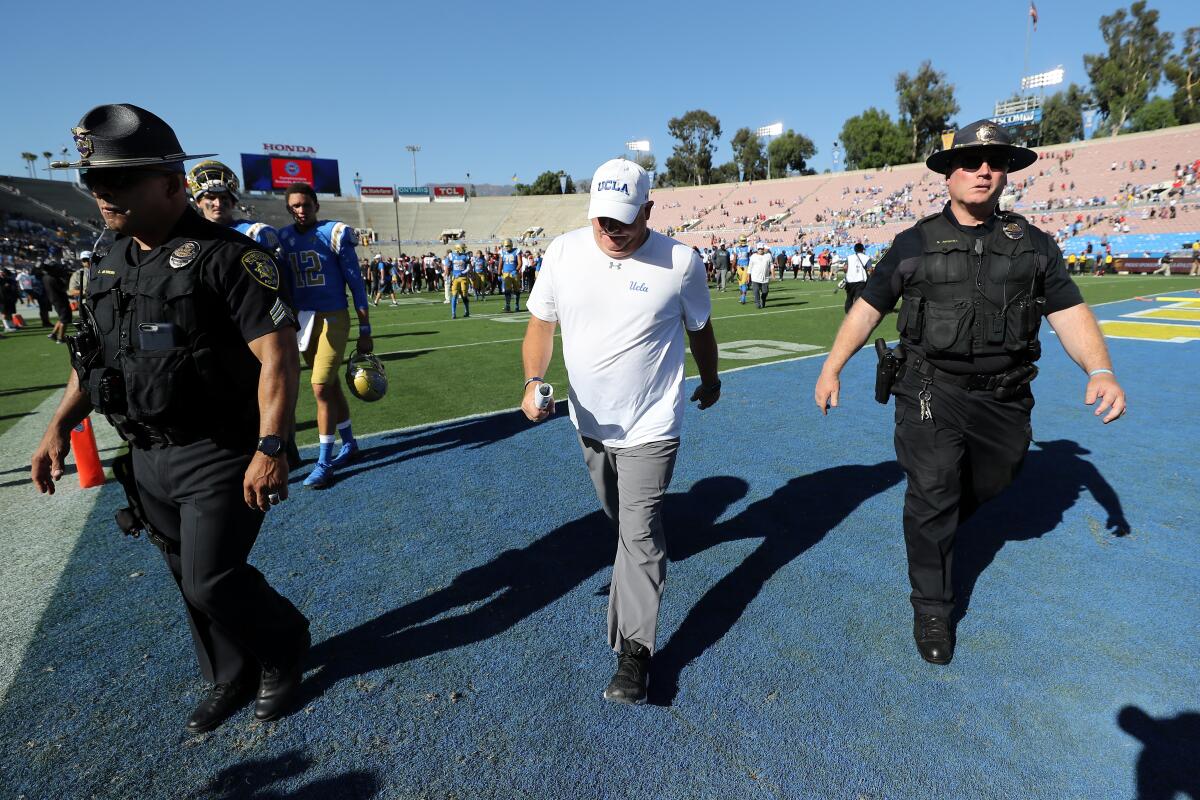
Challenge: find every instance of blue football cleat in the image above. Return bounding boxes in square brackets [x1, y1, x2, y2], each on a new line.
[329, 441, 359, 469]
[303, 462, 335, 489]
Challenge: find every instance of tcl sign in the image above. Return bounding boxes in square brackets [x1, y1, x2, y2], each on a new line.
[262, 143, 317, 155]
[432, 185, 466, 198]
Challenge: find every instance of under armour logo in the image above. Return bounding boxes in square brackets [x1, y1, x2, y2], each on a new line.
[609, 262, 621, 270]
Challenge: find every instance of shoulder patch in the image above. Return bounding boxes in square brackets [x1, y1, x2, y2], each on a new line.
[169, 240, 201, 270]
[241, 249, 280, 290]
[1003, 221, 1024, 240]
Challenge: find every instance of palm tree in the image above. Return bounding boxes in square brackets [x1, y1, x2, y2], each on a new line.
[20, 152, 37, 178]
[42, 151, 53, 180]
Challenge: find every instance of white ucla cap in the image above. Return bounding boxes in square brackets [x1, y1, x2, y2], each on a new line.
[588, 158, 651, 225]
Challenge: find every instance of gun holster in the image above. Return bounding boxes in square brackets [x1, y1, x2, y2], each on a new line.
[992, 362, 1039, 401]
[874, 339, 903, 404]
[111, 449, 175, 554]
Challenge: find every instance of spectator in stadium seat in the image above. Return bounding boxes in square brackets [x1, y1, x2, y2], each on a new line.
[815, 119, 1126, 667]
[521, 157, 720, 706]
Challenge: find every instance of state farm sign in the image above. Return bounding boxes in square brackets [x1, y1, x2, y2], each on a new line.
[262, 143, 317, 155]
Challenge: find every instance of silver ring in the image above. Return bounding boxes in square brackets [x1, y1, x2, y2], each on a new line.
[268, 493, 281, 505]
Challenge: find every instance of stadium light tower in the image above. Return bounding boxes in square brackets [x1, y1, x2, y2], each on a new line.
[756, 123, 783, 179]
[406, 144, 421, 188]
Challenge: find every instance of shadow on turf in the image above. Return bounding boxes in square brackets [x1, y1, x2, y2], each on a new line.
[194, 749, 380, 799]
[951, 439, 1128, 625]
[0, 382, 66, 397]
[1117, 706, 1200, 800]
[300, 460, 903, 708]
[288, 402, 561, 487]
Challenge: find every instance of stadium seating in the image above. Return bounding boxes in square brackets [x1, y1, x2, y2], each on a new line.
[4, 122, 1197, 258]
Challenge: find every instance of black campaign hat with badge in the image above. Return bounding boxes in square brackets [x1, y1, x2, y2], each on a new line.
[925, 119, 1037, 176]
[50, 103, 215, 170]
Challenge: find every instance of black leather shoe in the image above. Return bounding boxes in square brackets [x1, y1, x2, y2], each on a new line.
[913, 613, 954, 665]
[255, 629, 311, 721]
[603, 642, 650, 704]
[186, 679, 255, 734]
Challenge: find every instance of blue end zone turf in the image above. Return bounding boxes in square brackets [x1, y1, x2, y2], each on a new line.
[1, 294, 1197, 799]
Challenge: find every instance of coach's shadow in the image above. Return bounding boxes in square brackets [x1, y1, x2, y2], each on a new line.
[301, 475, 749, 704]
[650, 460, 905, 705]
[952, 439, 1129, 625]
[196, 749, 380, 799]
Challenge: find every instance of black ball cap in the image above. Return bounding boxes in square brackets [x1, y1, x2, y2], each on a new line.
[925, 118, 1037, 175]
[50, 103, 215, 170]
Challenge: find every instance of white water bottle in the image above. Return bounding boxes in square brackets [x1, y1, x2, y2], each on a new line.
[534, 383, 554, 410]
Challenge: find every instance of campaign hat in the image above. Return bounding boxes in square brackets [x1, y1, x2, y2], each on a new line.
[925, 119, 1037, 175]
[50, 104, 215, 170]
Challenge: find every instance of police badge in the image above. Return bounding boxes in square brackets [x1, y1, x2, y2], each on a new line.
[169, 240, 200, 269]
[976, 124, 1000, 144]
[1002, 222, 1024, 240]
[71, 127, 94, 159]
[241, 250, 280, 289]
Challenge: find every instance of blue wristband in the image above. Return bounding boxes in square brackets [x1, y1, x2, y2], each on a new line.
[1088, 368, 1114, 377]
[359, 324, 372, 336]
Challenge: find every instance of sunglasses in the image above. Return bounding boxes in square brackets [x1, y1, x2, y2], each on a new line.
[82, 167, 179, 192]
[953, 151, 1010, 173]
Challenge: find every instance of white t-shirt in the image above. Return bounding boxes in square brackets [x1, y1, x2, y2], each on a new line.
[527, 227, 712, 448]
[845, 252, 871, 283]
[748, 252, 773, 283]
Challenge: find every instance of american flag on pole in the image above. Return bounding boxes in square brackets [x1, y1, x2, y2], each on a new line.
[1029, 2, 1038, 31]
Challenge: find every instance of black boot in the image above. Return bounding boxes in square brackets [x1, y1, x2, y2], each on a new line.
[255, 629, 311, 721]
[913, 612, 954, 665]
[186, 678, 255, 734]
[603, 642, 650, 704]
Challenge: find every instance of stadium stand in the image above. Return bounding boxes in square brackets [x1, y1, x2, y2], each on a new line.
[4, 122, 1197, 260]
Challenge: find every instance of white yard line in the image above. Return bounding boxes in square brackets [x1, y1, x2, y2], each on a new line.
[0, 392, 123, 703]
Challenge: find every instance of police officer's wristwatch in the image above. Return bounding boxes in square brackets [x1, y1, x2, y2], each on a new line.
[256, 435, 284, 458]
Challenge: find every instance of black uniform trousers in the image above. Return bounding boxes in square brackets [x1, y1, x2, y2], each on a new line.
[892, 366, 1034, 617]
[132, 438, 309, 684]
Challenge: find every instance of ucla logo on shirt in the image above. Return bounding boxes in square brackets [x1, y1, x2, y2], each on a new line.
[597, 180, 630, 195]
[628, 281, 648, 293]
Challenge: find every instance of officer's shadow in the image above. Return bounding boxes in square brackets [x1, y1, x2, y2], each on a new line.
[302, 461, 902, 708]
[1117, 705, 1200, 800]
[952, 439, 1129, 625]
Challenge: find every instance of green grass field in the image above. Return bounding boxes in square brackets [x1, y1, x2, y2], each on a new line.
[3, 275, 1199, 441]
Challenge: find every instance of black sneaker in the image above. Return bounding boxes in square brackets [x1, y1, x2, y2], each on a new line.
[603, 642, 650, 704]
[913, 612, 954, 665]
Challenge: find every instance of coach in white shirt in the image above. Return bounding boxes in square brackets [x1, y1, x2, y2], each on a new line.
[843, 242, 871, 314]
[748, 243, 773, 308]
[520, 158, 721, 705]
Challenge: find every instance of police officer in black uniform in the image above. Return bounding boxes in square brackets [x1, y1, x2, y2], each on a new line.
[31, 104, 310, 733]
[814, 120, 1127, 665]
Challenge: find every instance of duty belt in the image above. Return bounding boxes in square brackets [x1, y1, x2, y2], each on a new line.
[900, 355, 1008, 392]
[109, 416, 201, 447]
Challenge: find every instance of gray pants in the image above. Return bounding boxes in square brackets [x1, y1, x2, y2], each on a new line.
[579, 435, 679, 654]
[716, 268, 727, 290]
[753, 281, 769, 308]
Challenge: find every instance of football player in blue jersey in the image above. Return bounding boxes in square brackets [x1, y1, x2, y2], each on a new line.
[187, 160, 281, 257]
[498, 238, 522, 312]
[278, 183, 373, 489]
[447, 243, 473, 319]
[471, 249, 489, 300]
[732, 234, 752, 277]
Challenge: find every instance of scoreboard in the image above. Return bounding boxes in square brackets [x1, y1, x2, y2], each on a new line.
[240, 154, 342, 195]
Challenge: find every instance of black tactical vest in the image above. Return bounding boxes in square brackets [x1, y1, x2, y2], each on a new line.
[896, 211, 1046, 361]
[83, 233, 253, 437]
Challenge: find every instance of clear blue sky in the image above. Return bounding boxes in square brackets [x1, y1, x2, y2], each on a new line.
[1, 0, 1194, 191]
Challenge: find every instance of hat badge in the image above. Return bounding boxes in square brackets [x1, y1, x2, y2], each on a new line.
[975, 124, 999, 144]
[71, 127, 94, 159]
